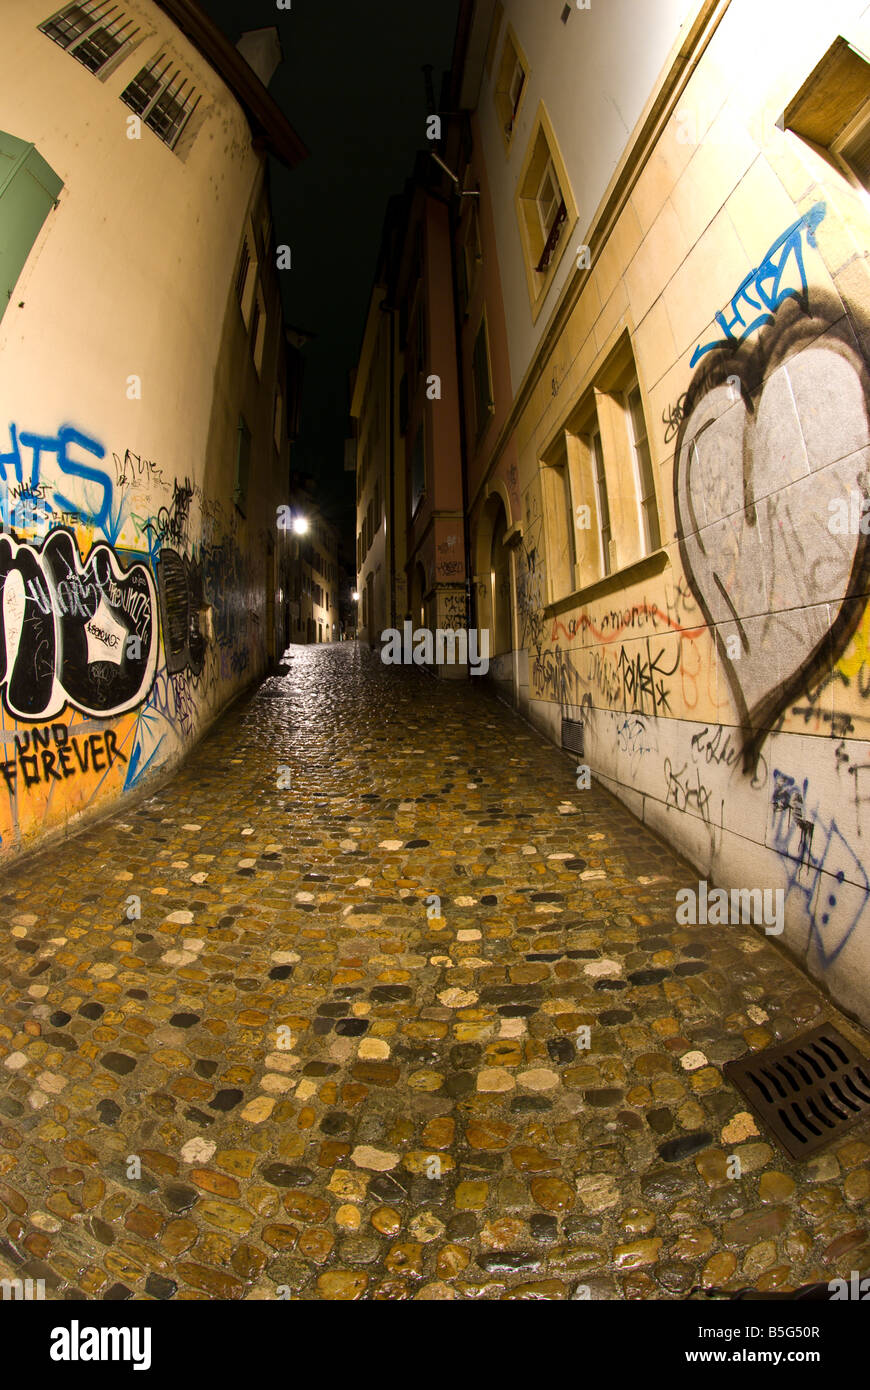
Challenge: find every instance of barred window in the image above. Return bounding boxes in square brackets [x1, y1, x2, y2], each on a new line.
[121, 55, 200, 150]
[236, 239, 251, 306]
[39, 2, 140, 75]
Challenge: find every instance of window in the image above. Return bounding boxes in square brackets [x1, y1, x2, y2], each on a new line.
[121, 55, 200, 151]
[250, 284, 266, 373]
[471, 315, 495, 443]
[782, 37, 870, 191]
[414, 302, 426, 378]
[236, 240, 251, 307]
[0, 131, 63, 328]
[515, 105, 576, 315]
[541, 433, 577, 601]
[234, 417, 251, 517]
[536, 157, 561, 245]
[273, 388, 284, 451]
[591, 429, 613, 577]
[39, 2, 140, 76]
[495, 26, 528, 149]
[626, 381, 661, 553]
[410, 423, 425, 516]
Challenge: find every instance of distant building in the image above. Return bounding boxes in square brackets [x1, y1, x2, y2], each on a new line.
[286, 475, 341, 643]
[0, 0, 307, 859]
[353, 164, 468, 674]
[351, 216, 408, 646]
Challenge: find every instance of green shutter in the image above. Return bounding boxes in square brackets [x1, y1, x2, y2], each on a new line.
[0, 130, 63, 324]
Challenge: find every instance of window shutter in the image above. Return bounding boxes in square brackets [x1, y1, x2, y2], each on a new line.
[0, 131, 63, 325]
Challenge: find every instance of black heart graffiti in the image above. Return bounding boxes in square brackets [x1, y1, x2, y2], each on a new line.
[0, 527, 158, 720]
[673, 297, 870, 772]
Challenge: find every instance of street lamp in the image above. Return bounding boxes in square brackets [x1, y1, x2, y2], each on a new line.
[292, 515, 309, 535]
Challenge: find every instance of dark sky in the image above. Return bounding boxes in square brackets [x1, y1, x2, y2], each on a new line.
[196, 0, 461, 545]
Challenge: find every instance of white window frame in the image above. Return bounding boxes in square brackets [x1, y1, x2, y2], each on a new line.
[590, 427, 613, 578]
[536, 156, 561, 241]
[625, 379, 661, 556]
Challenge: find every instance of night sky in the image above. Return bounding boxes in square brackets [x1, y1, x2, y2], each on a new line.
[196, 0, 461, 544]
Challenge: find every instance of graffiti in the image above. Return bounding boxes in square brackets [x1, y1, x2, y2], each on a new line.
[0, 725, 127, 792]
[442, 591, 466, 626]
[201, 535, 251, 653]
[113, 449, 166, 489]
[690, 723, 767, 790]
[769, 769, 869, 966]
[437, 559, 463, 577]
[156, 549, 205, 677]
[0, 529, 157, 720]
[516, 493, 545, 653]
[616, 638, 679, 716]
[663, 757, 713, 820]
[771, 770, 815, 874]
[674, 288, 870, 772]
[532, 643, 581, 718]
[662, 393, 687, 444]
[689, 202, 826, 366]
[551, 600, 704, 646]
[148, 668, 197, 739]
[132, 477, 194, 550]
[615, 714, 658, 763]
[0, 423, 122, 537]
[0, 413, 268, 858]
[832, 741, 870, 834]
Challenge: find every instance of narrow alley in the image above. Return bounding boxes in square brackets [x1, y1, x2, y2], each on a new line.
[0, 644, 866, 1303]
[5, 0, 870, 1350]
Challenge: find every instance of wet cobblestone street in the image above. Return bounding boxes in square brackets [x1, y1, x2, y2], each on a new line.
[0, 643, 868, 1301]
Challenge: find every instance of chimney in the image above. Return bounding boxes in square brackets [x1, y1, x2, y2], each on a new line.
[235, 27, 283, 88]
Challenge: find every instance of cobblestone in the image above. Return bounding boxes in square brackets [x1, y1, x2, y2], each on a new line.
[0, 643, 868, 1300]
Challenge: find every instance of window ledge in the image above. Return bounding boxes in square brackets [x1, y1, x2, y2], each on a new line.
[545, 547, 671, 615]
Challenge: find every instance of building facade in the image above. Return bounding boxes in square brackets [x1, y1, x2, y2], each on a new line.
[285, 476, 341, 644]
[354, 164, 471, 673]
[442, 0, 870, 1027]
[302, 513, 340, 645]
[352, 284, 394, 647]
[0, 0, 306, 860]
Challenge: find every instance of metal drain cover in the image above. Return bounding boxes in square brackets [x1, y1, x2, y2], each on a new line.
[724, 1025, 870, 1159]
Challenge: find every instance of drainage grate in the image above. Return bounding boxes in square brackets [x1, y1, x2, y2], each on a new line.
[724, 1025, 870, 1159]
[561, 718, 584, 758]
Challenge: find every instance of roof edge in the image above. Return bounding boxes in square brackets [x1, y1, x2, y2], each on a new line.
[154, 0, 308, 168]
